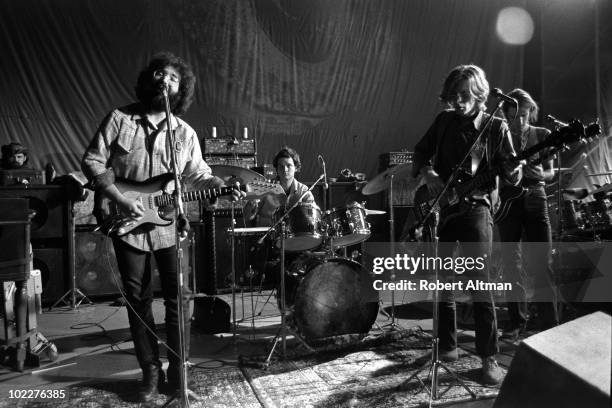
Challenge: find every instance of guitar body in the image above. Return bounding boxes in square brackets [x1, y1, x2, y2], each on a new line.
[94, 174, 179, 236]
[412, 184, 473, 233]
[493, 185, 527, 224]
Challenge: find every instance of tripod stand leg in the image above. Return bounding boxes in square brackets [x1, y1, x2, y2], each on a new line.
[435, 361, 476, 397]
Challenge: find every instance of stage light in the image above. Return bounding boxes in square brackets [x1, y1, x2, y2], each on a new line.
[496, 7, 534, 46]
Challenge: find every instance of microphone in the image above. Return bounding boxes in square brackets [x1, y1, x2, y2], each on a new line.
[545, 114, 569, 128]
[318, 155, 328, 189]
[491, 88, 518, 105]
[160, 82, 169, 96]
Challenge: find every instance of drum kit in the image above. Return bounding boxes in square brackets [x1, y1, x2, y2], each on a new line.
[211, 163, 409, 355]
[553, 180, 612, 240]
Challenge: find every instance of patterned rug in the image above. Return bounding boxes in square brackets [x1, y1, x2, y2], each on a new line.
[4, 367, 261, 408]
[5, 331, 505, 407]
[241, 331, 505, 408]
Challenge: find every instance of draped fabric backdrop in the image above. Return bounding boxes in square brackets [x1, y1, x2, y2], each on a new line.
[0, 0, 609, 184]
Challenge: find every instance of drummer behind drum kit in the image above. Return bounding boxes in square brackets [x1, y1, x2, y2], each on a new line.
[213, 164, 390, 353]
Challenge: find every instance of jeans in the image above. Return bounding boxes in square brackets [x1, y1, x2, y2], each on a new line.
[437, 203, 498, 358]
[497, 185, 559, 330]
[112, 239, 192, 373]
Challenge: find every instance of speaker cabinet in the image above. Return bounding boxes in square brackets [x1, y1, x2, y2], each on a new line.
[75, 229, 196, 297]
[195, 209, 255, 295]
[0, 185, 69, 241]
[494, 311, 611, 408]
[32, 247, 67, 304]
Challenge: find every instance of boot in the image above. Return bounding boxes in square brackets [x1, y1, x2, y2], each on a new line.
[138, 364, 165, 403]
[481, 356, 504, 385]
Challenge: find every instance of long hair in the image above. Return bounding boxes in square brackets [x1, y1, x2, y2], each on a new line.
[439, 64, 489, 111]
[134, 51, 196, 115]
[273, 146, 302, 171]
[503, 88, 539, 123]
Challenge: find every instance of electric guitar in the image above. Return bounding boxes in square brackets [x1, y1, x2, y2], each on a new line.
[94, 173, 284, 236]
[413, 119, 599, 231]
[494, 120, 601, 224]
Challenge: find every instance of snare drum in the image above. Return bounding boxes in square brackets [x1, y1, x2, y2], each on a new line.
[324, 202, 371, 247]
[277, 202, 323, 252]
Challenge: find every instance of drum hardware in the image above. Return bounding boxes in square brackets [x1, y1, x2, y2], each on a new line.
[363, 171, 406, 333]
[226, 227, 279, 337]
[256, 175, 326, 365]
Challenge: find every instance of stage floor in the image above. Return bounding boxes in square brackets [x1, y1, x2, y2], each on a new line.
[0, 290, 520, 407]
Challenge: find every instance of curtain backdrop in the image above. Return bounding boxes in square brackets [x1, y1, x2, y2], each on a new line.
[0, 0, 608, 184]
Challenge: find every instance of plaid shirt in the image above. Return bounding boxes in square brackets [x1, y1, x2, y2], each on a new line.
[82, 103, 216, 251]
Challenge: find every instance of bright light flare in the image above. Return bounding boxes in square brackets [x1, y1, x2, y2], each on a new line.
[496, 7, 534, 46]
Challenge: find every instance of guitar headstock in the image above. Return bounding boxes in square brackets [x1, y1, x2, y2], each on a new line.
[546, 118, 602, 148]
[245, 180, 285, 199]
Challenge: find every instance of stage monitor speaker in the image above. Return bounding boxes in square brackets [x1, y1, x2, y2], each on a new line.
[0, 185, 69, 240]
[32, 247, 67, 304]
[494, 311, 611, 408]
[75, 229, 193, 297]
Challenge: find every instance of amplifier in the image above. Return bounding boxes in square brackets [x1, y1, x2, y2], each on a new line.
[203, 138, 255, 155]
[379, 151, 414, 170]
[205, 155, 256, 168]
[0, 169, 45, 186]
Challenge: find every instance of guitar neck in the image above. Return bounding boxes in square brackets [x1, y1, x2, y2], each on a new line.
[454, 143, 546, 198]
[154, 186, 234, 207]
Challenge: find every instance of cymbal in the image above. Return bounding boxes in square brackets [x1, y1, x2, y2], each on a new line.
[554, 168, 573, 172]
[210, 165, 265, 185]
[364, 209, 386, 215]
[362, 163, 412, 195]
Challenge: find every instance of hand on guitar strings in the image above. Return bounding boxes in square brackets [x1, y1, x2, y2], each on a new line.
[121, 198, 145, 220]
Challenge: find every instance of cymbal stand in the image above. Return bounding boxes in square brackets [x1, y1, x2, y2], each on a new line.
[49, 205, 93, 310]
[229, 201, 240, 344]
[379, 173, 404, 331]
[257, 175, 325, 365]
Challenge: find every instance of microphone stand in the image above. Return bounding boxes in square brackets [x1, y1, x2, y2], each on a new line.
[160, 86, 200, 407]
[254, 174, 325, 367]
[402, 103, 506, 403]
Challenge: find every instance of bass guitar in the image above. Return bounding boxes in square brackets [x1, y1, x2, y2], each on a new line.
[494, 120, 601, 224]
[94, 173, 284, 236]
[413, 119, 598, 231]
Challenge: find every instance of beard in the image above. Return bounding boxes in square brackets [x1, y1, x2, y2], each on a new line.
[144, 85, 181, 113]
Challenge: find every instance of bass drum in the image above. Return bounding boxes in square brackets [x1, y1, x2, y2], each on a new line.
[285, 256, 379, 341]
